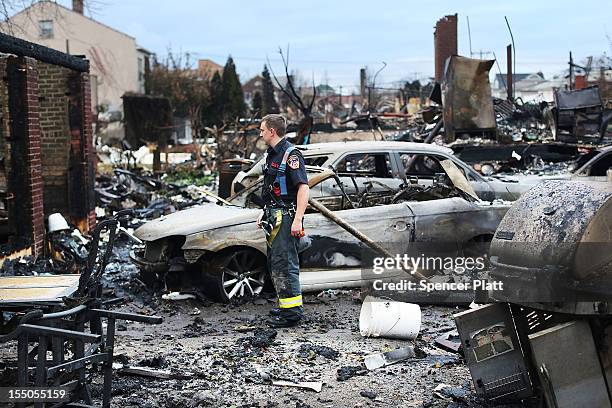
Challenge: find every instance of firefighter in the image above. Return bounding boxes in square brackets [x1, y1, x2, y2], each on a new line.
[256, 114, 309, 328]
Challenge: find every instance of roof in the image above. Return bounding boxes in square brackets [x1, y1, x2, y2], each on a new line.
[242, 75, 264, 93]
[11, 2, 137, 40]
[136, 45, 154, 55]
[296, 141, 454, 155]
[316, 84, 336, 94]
[494, 73, 545, 86]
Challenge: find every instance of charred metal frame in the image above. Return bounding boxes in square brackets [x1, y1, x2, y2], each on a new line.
[0, 212, 162, 408]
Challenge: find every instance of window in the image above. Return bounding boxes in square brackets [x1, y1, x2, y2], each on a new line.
[138, 57, 144, 81]
[589, 153, 612, 176]
[335, 153, 393, 178]
[400, 153, 445, 177]
[39, 20, 53, 39]
[304, 155, 329, 167]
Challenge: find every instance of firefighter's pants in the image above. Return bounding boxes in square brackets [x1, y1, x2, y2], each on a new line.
[264, 207, 303, 320]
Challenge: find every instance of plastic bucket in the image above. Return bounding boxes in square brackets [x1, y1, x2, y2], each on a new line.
[359, 295, 421, 340]
[48, 213, 70, 233]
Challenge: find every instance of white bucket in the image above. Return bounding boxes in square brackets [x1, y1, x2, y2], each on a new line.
[47, 213, 70, 233]
[359, 295, 421, 340]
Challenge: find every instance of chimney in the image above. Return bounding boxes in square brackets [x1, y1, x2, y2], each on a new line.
[433, 14, 458, 82]
[73, 0, 84, 14]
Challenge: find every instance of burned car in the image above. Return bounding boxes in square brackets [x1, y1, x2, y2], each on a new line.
[495, 144, 612, 188]
[232, 141, 530, 202]
[545, 85, 612, 143]
[131, 161, 511, 302]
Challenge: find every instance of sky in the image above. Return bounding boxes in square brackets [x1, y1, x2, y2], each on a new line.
[52, 0, 612, 94]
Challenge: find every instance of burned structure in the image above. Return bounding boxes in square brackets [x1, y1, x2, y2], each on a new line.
[548, 85, 611, 142]
[434, 14, 458, 83]
[0, 33, 95, 261]
[442, 55, 497, 142]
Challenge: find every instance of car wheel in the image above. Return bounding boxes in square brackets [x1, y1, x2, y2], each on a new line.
[203, 248, 268, 302]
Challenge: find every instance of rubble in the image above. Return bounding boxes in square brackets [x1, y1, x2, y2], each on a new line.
[298, 343, 340, 360]
[2, 13, 609, 408]
[434, 330, 462, 354]
[237, 328, 278, 354]
[359, 390, 377, 400]
[336, 365, 368, 381]
[95, 165, 222, 221]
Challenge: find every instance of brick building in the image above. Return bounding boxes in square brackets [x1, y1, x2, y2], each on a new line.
[0, 33, 94, 261]
[434, 14, 458, 82]
[197, 59, 223, 79]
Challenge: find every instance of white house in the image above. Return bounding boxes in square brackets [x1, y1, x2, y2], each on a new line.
[2, 0, 150, 113]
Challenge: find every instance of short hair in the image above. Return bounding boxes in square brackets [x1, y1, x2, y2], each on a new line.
[261, 114, 286, 137]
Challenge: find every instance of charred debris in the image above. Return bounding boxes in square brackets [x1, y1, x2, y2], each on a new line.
[0, 11, 611, 408]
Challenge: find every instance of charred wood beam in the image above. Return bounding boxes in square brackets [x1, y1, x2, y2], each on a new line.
[0, 32, 89, 72]
[6, 57, 33, 246]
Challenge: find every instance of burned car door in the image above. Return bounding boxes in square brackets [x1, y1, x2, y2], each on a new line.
[299, 203, 415, 282]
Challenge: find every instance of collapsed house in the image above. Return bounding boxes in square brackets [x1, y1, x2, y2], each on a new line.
[0, 33, 95, 264]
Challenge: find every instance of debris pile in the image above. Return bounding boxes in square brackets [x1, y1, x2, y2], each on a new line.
[95, 166, 221, 220]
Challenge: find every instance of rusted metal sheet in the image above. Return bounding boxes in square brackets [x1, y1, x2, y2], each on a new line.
[442, 56, 496, 142]
[0, 274, 80, 304]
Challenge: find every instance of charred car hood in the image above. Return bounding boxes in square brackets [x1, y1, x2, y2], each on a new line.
[134, 204, 260, 241]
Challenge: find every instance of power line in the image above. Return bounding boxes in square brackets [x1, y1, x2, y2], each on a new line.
[190, 52, 434, 66]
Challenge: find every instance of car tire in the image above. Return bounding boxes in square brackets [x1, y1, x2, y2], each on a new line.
[202, 248, 269, 303]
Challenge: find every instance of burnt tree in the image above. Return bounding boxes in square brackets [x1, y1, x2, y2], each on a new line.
[268, 46, 316, 145]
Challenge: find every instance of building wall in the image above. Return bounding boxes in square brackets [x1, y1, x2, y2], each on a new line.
[4, 2, 139, 112]
[38, 62, 71, 214]
[198, 59, 223, 79]
[434, 14, 458, 82]
[0, 48, 95, 258]
[0, 56, 46, 256]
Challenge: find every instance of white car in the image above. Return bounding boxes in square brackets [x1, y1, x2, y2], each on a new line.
[231, 141, 528, 201]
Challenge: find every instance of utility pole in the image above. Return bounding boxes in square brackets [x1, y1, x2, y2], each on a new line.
[507, 44, 513, 100]
[467, 16, 473, 58]
[338, 85, 342, 105]
[476, 50, 493, 60]
[569, 51, 574, 90]
[368, 62, 387, 113]
[360, 68, 366, 102]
